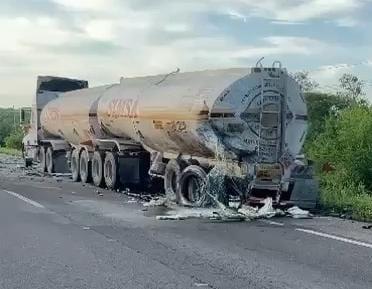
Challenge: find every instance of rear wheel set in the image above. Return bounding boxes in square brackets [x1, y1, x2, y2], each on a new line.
[164, 159, 218, 207]
[39, 146, 66, 175]
[71, 148, 120, 190]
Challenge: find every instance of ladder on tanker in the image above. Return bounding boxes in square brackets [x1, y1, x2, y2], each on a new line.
[253, 74, 285, 203]
[257, 77, 284, 164]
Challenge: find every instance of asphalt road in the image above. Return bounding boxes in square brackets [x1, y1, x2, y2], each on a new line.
[0, 160, 371, 288]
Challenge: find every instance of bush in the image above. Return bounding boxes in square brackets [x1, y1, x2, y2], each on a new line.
[309, 106, 372, 189]
[4, 129, 24, 150]
[308, 105, 372, 221]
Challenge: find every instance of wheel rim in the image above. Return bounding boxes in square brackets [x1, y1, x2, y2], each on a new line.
[93, 159, 99, 178]
[81, 157, 86, 176]
[72, 158, 76, 171]
[186, 176, 203, 203]
[46, 152, 51, 168]
[105, 160, 112, 181]
[39, 148, 46, 171]
[170, 171, 177, 193]
[72, 156, 78, 173]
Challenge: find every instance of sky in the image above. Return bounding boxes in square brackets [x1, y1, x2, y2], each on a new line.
[0, 0, 372, 107]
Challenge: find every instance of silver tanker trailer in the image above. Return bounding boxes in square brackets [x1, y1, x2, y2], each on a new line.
[21, 63, 317, 208]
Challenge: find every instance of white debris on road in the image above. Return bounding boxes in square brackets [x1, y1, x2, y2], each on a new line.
[257, 197, 279, 218]
[149, 196, 312, 222]
[143, 197, 169, 207]
[287, 206, 312, 219]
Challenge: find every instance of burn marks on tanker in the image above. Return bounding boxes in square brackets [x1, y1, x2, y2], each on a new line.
[153, 120, 164, 130]
[107, 98, 139, 120]
[152, 120, 187, 133]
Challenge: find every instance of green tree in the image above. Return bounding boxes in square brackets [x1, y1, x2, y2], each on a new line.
[0, 108, 17, 146]
[293, 71, 319, 92]
[4, 128, 24, 150]
[338, 73, 365, 102]
[304, 92, 349, 145]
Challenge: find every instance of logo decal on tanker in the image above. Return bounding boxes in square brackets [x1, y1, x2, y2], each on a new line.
[107, 98, 139, 120]
[43, 107, 60, 121]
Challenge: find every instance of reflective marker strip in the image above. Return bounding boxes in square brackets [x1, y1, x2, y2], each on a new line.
[296, 228, 372, 249]
[3, 190, 45, 209]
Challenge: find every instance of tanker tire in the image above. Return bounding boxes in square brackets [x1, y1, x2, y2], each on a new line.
[92, 151, 105, 187]
[71, 149, 80, 182]
[46, 147, 54, 174]
[104, 152, 119, 190]
[39, 146, 47, 173]
[164, 159, 186, 202]
[79, 149, 91, 184]
[178, 165, 208, 207]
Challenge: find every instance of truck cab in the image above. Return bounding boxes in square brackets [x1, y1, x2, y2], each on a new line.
[21, 76, 88, 167]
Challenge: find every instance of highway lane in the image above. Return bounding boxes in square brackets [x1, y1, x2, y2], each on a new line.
[0, 174, 371, 289]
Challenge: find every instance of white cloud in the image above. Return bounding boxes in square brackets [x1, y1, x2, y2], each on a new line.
[273, 0, 361, 21]
[51, 0, 110, 11]
[227, 10, 248, 22]
[163, 23, 190, 33]
[333, 17, 359, 27]
[83, 20, 117, 41]
[219, 0, 366, 25]
[308, 62, 372, 101]
[0, 16, 77, 53]
[270, 20, 305, 25]
[0, 0, 371, 107]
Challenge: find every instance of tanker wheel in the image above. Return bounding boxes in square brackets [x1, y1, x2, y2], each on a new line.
[79, 149, 91, 184]
[104, 152, 119, 190]
[39, 146, 47, 173]
[71, 149, 80, 182]
[92, 151, 105, 187]
[178, 165, 208, 207]
[164, 159, 187, 202]
[46, 147, 54, 174]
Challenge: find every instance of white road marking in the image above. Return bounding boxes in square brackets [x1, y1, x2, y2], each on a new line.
[2, 190, 45, 209]
[296, 228, 372, 249]
[194, 283, 209, 287]
[260, 220, 284, 226]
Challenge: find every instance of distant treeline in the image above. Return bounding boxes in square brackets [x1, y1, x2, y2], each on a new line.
[0, 108, 18, 145]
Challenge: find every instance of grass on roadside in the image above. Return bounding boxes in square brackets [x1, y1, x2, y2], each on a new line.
[0, 147, 22, 157]
[320, 175, 372, 222]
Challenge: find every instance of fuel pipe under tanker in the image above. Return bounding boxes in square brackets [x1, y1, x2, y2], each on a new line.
[40, 66, 308, 205]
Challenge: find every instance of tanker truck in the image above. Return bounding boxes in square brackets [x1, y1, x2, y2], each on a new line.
[21, 62, 317, 208]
